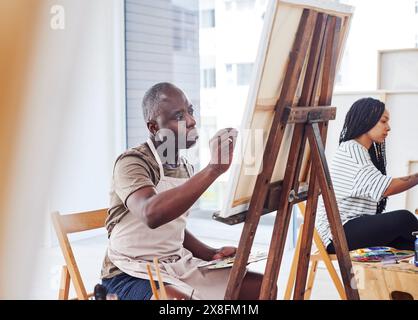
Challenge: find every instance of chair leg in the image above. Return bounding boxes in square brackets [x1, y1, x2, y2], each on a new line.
[304, 260, 318, 299]
[58, 266, 70, 300]
[293, 202, 346, 300]
[312, 231, 347, 300]
[284, 223, 304, 300]
[323, 258, 347, 300]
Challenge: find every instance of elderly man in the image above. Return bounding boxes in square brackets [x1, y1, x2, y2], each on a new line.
[100, 82, 270, 300]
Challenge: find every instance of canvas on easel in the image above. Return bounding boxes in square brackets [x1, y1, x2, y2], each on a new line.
[212, 0, 360, 300]
[217, 0, 353, 219]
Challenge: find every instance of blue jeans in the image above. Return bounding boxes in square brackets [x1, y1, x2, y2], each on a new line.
[102, 272, 160, 300]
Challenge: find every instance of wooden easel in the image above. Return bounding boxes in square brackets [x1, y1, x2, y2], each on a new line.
[223, 9, 360, 300]
[284, 202, 346, 300]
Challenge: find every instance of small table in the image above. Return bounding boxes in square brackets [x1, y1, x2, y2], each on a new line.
[353, 259, 418, 300]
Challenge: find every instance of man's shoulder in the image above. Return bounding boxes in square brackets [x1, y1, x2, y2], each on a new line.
[113, 142, 160, 181]
[116, 143, 155, 166]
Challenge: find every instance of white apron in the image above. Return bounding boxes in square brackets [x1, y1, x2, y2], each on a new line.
[108, 139, 234, 299]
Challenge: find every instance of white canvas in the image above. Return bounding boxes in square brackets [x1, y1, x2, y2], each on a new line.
[219, 0, 354, 218]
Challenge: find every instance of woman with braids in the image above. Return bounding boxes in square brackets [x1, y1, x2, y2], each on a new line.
[315, 97, 418, 254]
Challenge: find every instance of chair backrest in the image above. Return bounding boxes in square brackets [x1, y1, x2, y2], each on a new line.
[51, 208, 108, 300]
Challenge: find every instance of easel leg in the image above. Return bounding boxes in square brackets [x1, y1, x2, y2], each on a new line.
[307, 123, 359, 300]
[293, 169, 320, 299]
[293, 15, 344, 299]
[223, 210, 264, 299]
[293, 125, 329, 300]
[260, 200, 295, 299]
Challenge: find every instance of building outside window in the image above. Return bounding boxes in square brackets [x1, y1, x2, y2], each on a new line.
[236, 63, 253, 86]
[200, 9, 216, 28]
[201, 68, 216, 88]
[225, 0, 256, 11]
[124, 0, 200, 148]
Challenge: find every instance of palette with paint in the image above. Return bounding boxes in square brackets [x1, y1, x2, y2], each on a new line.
[197, 251, 268, 269]
[350, 246, 415, 263]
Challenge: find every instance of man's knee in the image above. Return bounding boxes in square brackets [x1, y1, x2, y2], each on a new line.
[241, 271, 277, 299]
[247, 272, 277, 300]
[247, 271, 264, 288]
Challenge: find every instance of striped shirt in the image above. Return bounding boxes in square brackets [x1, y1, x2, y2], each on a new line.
[315, 140, 392, 248]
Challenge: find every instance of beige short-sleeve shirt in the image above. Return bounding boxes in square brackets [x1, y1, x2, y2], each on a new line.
[101, 143, 192, 279]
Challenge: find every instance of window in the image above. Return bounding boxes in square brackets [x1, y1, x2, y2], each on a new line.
[225, 0, 233, 10]
[201, 9, 215, 28]
[236, 63, 253, 86]
[224, 63, 253, 86]
[336, 72, 342, 85]
[235, 0, 255, 11]
[224, 64, 234, 85]
[125, 0, 200, 148]
[173, 7, 197, 52]
[224, 0, 255, 11]
[202, 68, 216, 88]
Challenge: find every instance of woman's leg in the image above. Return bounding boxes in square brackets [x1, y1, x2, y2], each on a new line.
[327, 209, 418, 253]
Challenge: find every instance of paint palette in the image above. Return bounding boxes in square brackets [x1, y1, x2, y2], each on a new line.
[350, 246, 415, 263]
[197, 251, 268, 269]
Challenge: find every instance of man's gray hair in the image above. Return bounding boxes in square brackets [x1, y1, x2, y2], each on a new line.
[142, 82, 178, 122]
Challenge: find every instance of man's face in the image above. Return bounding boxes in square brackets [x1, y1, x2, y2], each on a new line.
[151, 87, 199, 149]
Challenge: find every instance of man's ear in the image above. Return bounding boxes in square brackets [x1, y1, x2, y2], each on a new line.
[147, 120, 159, 136]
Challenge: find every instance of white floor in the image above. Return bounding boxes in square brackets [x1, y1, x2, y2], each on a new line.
[30, 215, 341, 300]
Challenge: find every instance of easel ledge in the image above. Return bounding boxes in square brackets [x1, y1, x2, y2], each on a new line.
[213, 183, 309, 225]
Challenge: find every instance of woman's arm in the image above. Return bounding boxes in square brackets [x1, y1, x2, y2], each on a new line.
[383, 172, 418, 197]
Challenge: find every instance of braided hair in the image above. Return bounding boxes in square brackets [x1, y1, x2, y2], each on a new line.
[339, 97, 387, 214]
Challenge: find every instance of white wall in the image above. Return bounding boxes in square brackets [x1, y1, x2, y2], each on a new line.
[378, 49, 418, 90]
[337, 0, 418, 90]
[0, 0, 125, 298]
[385, 92, 418, 212]
[44, 0, 126, 245]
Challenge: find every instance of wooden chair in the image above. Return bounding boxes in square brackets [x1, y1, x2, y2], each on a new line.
[284, 202, 347, 300]
[51, 208, 108, 300]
